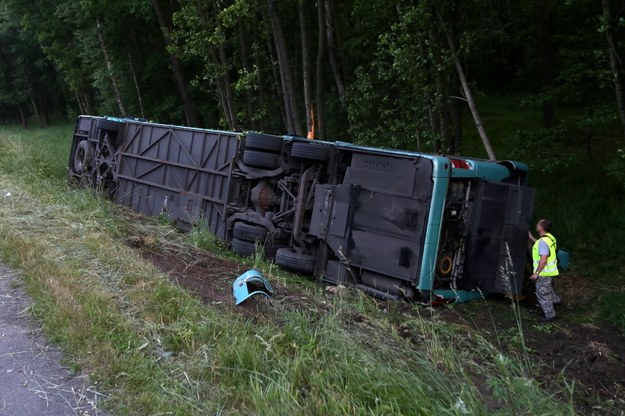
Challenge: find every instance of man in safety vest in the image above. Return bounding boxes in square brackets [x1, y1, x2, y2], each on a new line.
[528, 219, 561, 322]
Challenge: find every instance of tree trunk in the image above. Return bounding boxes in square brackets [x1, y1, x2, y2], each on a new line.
[315, 0, 326, 140]
[18, 104, 28, 128]
[298, 0, 313, 136]
[30, 92, 50, 128]
[151, 0, 200, 126]
[238, 19, 256, 129]
[82, 87, 94, 115]
[268, 0, 305, 136]
[602, 0, 625, 137]
[30, 94, 44, 127]
[218, 44, 239, 131]
[266, 37, 289, 131]
[537, 0, 555, 127]
[445, 32, 496, 160]
[127, 48, 145, 118]
[252, 26, 268, 131]
[449, 6, 463, 153]
[332, 0, 349, 86]
[452, 97, 463, 154]
[75, 90, 86, 114]
[323, 0, 346, 108]
[215, 79, 230, 129]
[96, 18, 126, 116]
[429, 24, 454, 153]
[268, 37, 294, 133]
[40, 93, 51, 126]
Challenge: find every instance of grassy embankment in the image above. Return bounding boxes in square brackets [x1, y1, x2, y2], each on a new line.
[0, 124, 581, 413]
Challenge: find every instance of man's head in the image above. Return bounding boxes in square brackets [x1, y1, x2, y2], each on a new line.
[536, 219, 552, 235]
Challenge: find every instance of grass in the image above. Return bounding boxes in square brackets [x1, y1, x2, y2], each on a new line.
[0, 127, 582, 413]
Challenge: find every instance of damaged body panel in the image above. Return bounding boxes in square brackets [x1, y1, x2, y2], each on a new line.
[68, 115, 534, 302]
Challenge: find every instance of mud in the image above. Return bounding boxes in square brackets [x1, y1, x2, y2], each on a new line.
[434, 294, 625, 412]
[141, 247, 244, 305]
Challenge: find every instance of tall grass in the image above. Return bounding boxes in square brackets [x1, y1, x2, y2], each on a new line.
[0, 126, 578, 414]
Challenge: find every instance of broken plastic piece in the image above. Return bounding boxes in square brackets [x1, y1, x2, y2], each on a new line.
[232, 270, 274, 305]
[557, 249, 571, 271]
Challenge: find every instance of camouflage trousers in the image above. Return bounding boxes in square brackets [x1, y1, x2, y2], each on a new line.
[536, 276, 561, 319]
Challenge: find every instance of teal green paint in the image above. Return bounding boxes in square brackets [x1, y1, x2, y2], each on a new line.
[433, 289, 490, 303]
[450, 159, 510, 181]
[417, 157, 450, 291]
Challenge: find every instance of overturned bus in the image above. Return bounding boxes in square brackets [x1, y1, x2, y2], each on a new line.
[68, 116, 535, 303]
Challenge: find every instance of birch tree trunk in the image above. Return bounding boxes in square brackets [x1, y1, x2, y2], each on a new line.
[218, 44, 239, 131]
[209, 45, 237, 131]
[30, 96, 41, 127]
[127, 48, 145, 118]
[75, 90, 86, 114]
[266, 37, 289, 131]
[96, 19, 126, 116]
[444, 31, 496, 160]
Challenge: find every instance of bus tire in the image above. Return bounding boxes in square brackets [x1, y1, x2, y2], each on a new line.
[243, 150, 280, 169]
[73, 140, 95, 174]
[231, 238, 257, 257]
[233, 222, 269, 242]
[291, 142, 329, 162]
[275, 248, 315, 273]
[245, 132, 283, 152]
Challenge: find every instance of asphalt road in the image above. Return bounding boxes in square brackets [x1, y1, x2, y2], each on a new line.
[0, 264, 101, 415]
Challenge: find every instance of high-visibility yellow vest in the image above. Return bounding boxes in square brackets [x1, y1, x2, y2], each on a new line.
[532, 233, 559, 277]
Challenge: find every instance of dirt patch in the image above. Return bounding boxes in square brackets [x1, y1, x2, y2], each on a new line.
[142, 247, 243, 305]
[432, 297, 625, 412]
[126, 237, 318, 318]
[524, 319, 625, 407]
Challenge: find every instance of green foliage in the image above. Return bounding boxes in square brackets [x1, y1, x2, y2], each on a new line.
[0, 0, 622, 156]
[347, 0, 452, 151]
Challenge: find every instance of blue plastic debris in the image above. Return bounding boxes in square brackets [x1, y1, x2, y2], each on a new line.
[233, 270, 274, 305]
[557, 249, 571, 271]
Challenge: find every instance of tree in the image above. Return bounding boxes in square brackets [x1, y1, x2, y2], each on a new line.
[315, 0, 326, 139]
[151, 0, 200, 126]
[298, 0, 313, 136]
[267, 0, 304, 136]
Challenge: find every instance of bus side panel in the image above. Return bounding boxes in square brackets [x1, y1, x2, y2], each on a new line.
[115, 122, 241, 238]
